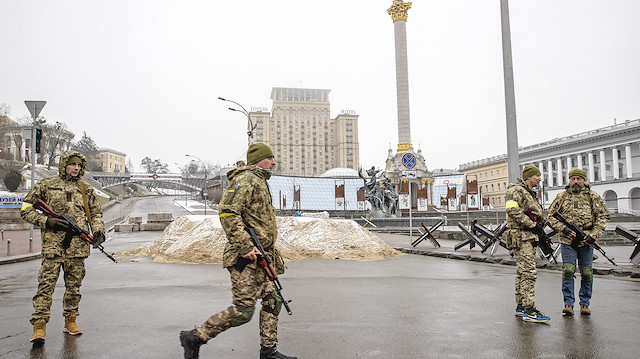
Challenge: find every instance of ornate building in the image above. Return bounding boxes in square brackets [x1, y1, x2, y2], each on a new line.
[459, 119, 640, 212]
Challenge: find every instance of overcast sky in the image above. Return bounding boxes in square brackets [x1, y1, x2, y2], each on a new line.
[1, 0, 639, 173]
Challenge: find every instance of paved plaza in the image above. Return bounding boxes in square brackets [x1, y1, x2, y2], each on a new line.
[1, 198, 639, 358]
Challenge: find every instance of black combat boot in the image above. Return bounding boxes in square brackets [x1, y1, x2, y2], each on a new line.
[260, 345, 297, 359]
[180, 329, 204, 359]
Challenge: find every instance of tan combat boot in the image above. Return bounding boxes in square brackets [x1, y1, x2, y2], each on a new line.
[30, 320, 46, 343]
[63, 316, 83, 335]
[580, 305, 591, 315]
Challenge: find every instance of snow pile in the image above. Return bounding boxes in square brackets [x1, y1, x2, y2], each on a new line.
[118, 215, 401, 264]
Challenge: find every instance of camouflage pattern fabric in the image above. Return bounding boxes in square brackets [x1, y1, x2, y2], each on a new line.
[513, 241, 537, 308]
[218, 165, 284, 275]
[547, 183, 610, 245]
[196, 266, 279, 347]
[505, 180, 543, 308]
[30, 257, 85, 324]
[505, 179, 544, 246]
[20, 150, 104, 324]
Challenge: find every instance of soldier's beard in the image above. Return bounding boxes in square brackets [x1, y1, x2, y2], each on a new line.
[571, 185, 581, 193]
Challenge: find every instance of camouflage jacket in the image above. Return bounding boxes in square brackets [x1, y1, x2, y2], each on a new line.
[219, 165, 284, 274]
[20, 150, 105, 258]
[505, 179, 543, 242]
[547, 183, 610, 245]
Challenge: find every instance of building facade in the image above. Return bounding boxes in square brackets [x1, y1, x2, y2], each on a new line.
[520, 119, 640, 213]
[0, 115, 74, 165]
[253, 87, 359, 177]
[94, 148, 127, 173]
[459, 156, 509, 209]
[459, 119, 640, 212]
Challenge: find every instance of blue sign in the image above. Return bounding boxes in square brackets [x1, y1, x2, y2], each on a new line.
[0, 197, 24, 208]
[402, 153, 416, 169]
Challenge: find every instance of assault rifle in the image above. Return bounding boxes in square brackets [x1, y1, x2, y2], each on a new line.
[34, 199, 117, 263]
[551, 211, 616, 266]
[246, 227, 292, 315]
[523, 207, 557, 263]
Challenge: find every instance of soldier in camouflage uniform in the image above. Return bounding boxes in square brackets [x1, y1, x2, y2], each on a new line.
[20, 150, 105, 343]
[180, 143, 296, 359]
[547, 168, 610, 316]
[505, 165, 550, 323]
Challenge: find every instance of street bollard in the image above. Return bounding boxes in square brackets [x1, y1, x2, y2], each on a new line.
[1, 229, 3, 241]
[29, 236, 33, 253]
[6, 238, 10, 256]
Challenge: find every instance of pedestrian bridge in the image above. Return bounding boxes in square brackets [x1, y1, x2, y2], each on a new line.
[88, 172, 211, 192]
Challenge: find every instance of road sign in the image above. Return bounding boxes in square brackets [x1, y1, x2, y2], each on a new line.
[24, 101, 46, 119]
[402, 153, 416, 169]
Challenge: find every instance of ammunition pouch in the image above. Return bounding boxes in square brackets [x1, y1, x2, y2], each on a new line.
[505, 229, 521, 250]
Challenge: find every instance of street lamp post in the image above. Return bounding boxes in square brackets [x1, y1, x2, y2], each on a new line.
[185, 154, 207, 215]
[218, 97, 255, 146]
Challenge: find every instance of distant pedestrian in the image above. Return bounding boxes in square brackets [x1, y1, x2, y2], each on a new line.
[504, 165, 550, 323]
[20, 150, 106, 343]
[547, 168, 610, 316]
[180, 143, 296, 359]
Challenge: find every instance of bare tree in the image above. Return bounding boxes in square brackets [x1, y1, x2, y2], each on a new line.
[141, 157, 169, 174]
[43, 121, 73, 170]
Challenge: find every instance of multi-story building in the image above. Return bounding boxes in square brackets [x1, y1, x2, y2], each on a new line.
[459, 119, 640, 212]
[459, 156, 509, 209]
[252, 87, 359, 177]
[94, 148, 126, 173]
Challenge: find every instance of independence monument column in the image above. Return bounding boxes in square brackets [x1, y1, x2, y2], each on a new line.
[387, 0, 412, 151]
[384, 1, 434, 211]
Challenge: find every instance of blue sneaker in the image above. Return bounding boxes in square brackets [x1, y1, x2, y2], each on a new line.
[515, 305, 524, 317]
[523, 307, 550, 323]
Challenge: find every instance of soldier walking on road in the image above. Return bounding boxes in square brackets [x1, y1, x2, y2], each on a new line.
[505, 165, 550, 323]
[547, 168, 610, 316]
[180, 143, 296, 359]
[20, 150, 106, 344]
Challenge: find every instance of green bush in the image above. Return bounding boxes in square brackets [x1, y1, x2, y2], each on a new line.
[4, 170, 22, 192]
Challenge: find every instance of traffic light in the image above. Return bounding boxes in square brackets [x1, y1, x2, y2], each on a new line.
[35, 128, 42, 153]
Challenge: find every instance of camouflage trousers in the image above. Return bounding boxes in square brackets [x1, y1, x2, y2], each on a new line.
[513, 240, 537, 309]
[31, 256, 86, 324]
[197, 265, 280, 348]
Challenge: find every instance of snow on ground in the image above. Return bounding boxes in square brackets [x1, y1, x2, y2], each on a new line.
[118, 215, 401, 264]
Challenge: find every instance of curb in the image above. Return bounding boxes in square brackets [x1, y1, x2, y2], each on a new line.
[393, 247, 640, 279]
[0, 252, 41, 265]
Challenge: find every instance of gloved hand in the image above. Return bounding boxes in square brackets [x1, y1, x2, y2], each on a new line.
[46, 217, 69, 232]
[92, 231, 105, 248]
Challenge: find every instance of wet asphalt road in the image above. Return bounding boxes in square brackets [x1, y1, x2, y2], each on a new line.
[1, 200, 639, 358]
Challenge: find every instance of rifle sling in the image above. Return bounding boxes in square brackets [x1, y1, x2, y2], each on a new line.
[78, 180, 93, 234]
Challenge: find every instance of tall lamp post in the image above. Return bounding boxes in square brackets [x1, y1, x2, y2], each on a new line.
[218, 97, 255, 146]
[185, 154, 207, 215]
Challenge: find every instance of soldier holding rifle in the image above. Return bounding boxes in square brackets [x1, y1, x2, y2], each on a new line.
[504, 165, 550, 323]
[180, 143, 296, 359]
[20, 150, 106, 343]
[548, 168, 610, 316]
